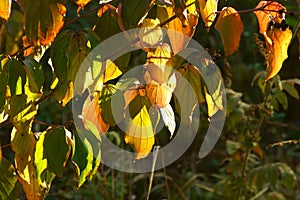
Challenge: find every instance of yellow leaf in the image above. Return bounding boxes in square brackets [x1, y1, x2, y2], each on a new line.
[71, 0, 92, 9]
[0, 0, 11, 21]
[215, 7, 244, 56]
[82, 94, 110, 135]
[145, 72, 176, 108]
[166, 6, 198, 54]
[139, 18, 164, 48]
[198, 0, 218, 28]
[265, 27, 292, 80]
[254, 1, 286, 35]
[204, 80, 223, 118]
[125, 105, 154, 160]
[103, 60, 122, 84]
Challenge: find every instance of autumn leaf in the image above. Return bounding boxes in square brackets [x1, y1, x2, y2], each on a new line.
[139, 18, 164, 48]
[125, 96, 154, 160]
[71, 0, 92, 9]
[204, 80, 223, 118]
[164, 6, 198, 54]
[19, 0, 66, 46]
[145, 72, 176, 108]
[160, 104, 176, 137]
[265, 27, 292, 80]
[0, 0, 11, 21]
[254, 1, 286, 35]
[215, 7, 244, 56]
[82, 94, 110, 135]
[198, 0, 218, 28]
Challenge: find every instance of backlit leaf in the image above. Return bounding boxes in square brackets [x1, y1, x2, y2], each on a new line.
[19, 0, 66, 46]
[160, 104, 176, 137]
[254, 1, 286, 35]
[82, 94, 110, 135]
[71, 0, 92, 9]
[145, 72, 176, 108]
[0, 57, 9, 109]
[215, 7, 244, 56]
[0, 0, 11, 21]
[125, 96, 154, 160]
[165, 6, 198, 54]
[198, 0, 218, 28]
[139, 18, 164, 48]
[265, 27, 292, 80]
[205, 79, 223, 117]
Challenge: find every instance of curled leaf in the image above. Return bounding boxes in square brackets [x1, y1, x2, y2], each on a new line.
[215, 7, 244, 56]
[265, 27, 292, 80]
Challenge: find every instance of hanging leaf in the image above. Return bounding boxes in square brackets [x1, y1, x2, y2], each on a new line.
[0, 151, 18, 200]
[265, 27, 292, 80]
[254, 1, 286, 35]
[125, 96, 154, 160]
[18, 0, 66, 46]
[145, 72, 176, 108]
[120, 0, 153, 30]
[204, 79, 223, 117]
[94, 4, 122, 41]
[139, 18, 164, 48]
[71, 0, 92, 9]
[281, 80, 299, 99]
[215, 7, 244, 56]
[198, 0, 218, 28]
[165, 6, 198, 54]
[160, 104, 176, 137]
[99, 84, 118, 126]
[81, 94, 110, 135]
[0, 0, 11, 21]
[0, 57, 9, 110]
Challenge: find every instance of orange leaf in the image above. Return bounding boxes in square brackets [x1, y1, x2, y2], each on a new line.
[265, 27, 292, 80]
[198, 0, 218, 28]
[82, 94, 110, 135]
[0, 0, 11, 21]
[145, 72, 176, 108]
[254, 1, 286, 35]
[215, 7, 244, 56]
[71, 0, 92, 9]
[166, 6, 198, 54]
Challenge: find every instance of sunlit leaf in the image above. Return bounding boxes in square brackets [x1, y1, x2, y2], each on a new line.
[145, 72, 176, 108]
[198, 0, 218, 28]
[139, 18, 163, 48]
[204, 79, 223, 117]
[99, 84, 118, 126]
[125, 96, 154, 160]
[254, 1, 286, 35]
[0, 57, 9, 109]
[71, 0, 92, 9]
[215, 7, 244, 56]
[265, 27, 292, 80]
[0, 0, 11, 21]
[82, 94, 110, 135]
[160, 104, 176, 137]
[19, 0, 66, 46]
[165, 6, 198, 54]
[23, 57, 45, 94]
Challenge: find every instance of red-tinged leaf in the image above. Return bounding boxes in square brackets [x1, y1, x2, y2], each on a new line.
[82, 94, 110, 135]
[215, 7, 244, 56]
[0, 0, 11, 21]
[265, 27, 292, 80]
[254, 1, 286, 35]
[198, 0, 218, 28]
[165, 6, 198, 54]
[19, 0, 66, 46]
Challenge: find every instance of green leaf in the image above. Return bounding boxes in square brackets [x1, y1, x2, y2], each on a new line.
[19, 0, 65, 46]
[282, 81, 299, 99]
[277, 163, 297, 191]
[274, 91, 288, 110]
[0, 157, 18, 200]
[100, 84, 117, 126]
[23, 57, 45, 93]
[121, 0, 152, 30]
[128, 95, 151, 119]
[72, 128, 101, 188]
[94, 5, 121, 41]
[7, 59, 26, 95]
[35, 127, 72, 179]
[0, 57, 9, 110]
[226, 140, 241, 155]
